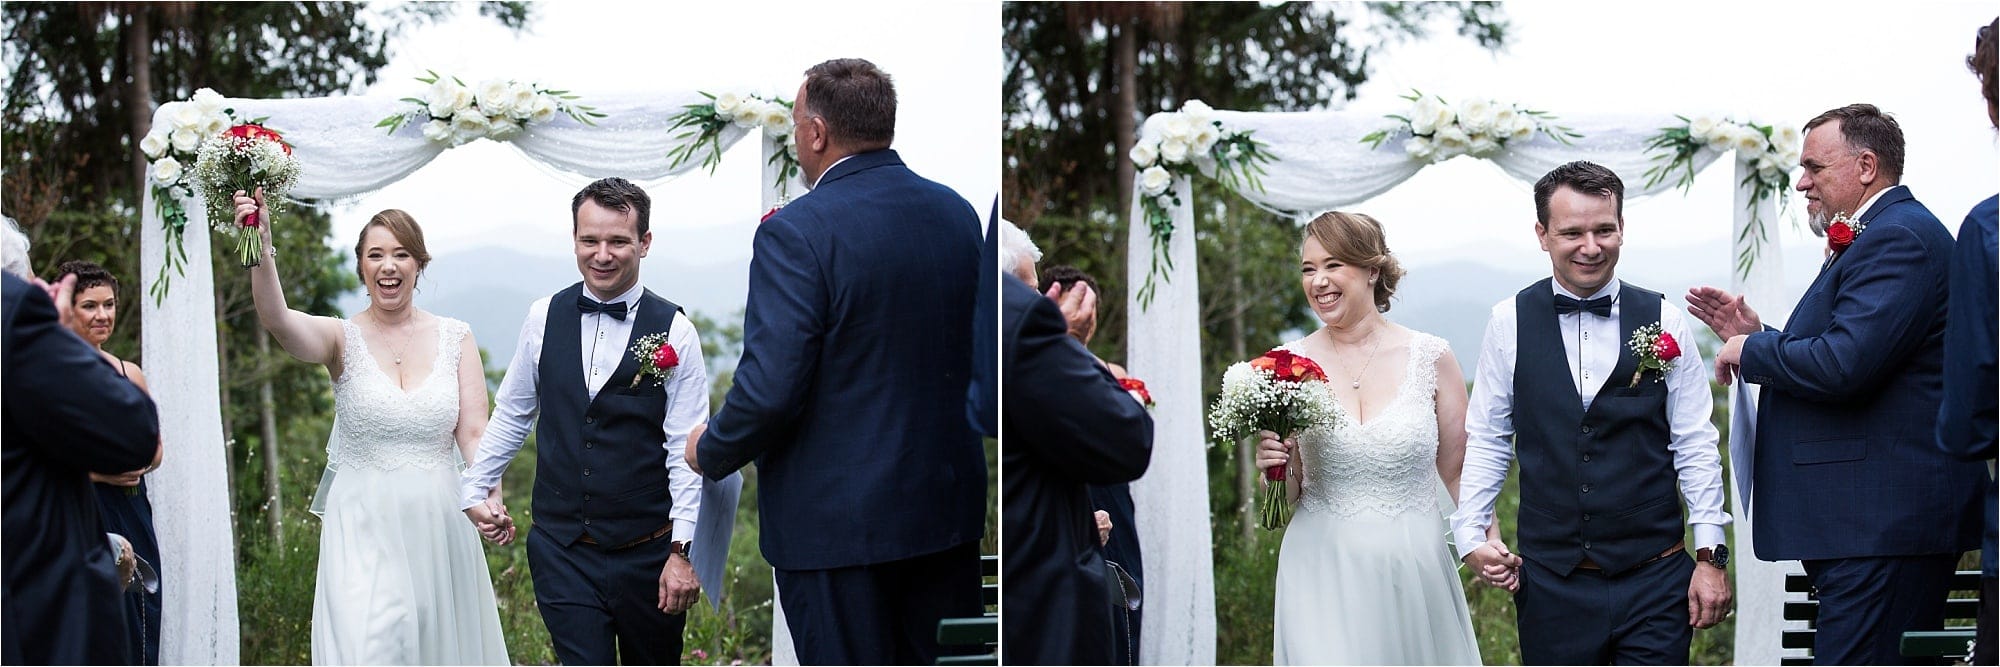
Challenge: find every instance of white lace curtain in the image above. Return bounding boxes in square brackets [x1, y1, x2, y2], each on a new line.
[140, 89, 801, 666]
[1124, 108, 1791, 665]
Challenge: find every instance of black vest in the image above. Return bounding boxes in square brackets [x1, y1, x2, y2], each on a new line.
[534, 283, 685, 547]
[1513, 279, 1683, 576]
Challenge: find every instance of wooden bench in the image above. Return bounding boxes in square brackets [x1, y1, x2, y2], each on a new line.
[936, 555, 999, 666]
[1779, 570, 1981, 665]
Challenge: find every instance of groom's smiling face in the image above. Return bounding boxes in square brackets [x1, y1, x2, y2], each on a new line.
[1537, 185, 1623, 297]
[573, 200, 651, 301]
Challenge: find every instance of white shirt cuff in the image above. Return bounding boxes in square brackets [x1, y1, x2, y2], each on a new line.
[672, 519, 696, 544]
[1692, 524, 1726, 551]
[1454, 526, 1489, 561]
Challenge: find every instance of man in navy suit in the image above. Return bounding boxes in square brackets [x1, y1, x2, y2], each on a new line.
[1692, 104, 1985, 664]
[3, 271, 161, 664]
[690, 58, 986, 665]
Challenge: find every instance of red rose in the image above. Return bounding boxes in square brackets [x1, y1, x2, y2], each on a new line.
[651, 343, 679, 371]
[1653, 332, 1681, 362]
[1827, 220, 1855, 251]
[1118, 377, 1154, 407]
[760, 207, 781, 223]
[1255, 349, 1327, 383]
[1266, 462, 1286, 482]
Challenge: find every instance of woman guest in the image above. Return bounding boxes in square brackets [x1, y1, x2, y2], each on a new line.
[57, 259, 164, 665]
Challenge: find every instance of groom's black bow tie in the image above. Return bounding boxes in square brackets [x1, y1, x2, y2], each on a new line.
[1554, 294, 1614, 317]
[578, 299, 629, 321]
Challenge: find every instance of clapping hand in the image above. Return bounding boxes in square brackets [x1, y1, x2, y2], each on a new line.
[1684, 287, 1762, 340]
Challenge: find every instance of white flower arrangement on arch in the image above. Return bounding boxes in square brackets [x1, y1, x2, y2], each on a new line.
[1130, 99, 1273, 305]
[1361, 90, 1580, 163]
[375, 71, 604, 145]
[1642, 115, 1800, 278]
[664, 91, 804, 199]
[140, 87, 242, 301]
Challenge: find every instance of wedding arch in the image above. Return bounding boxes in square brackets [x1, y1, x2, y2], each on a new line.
[1122, 97, 1798, 665]
[139, 82, 803, 665]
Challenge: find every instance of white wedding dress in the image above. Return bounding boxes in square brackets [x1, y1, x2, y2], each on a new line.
[311, 318, 508, 665]
[1272, 332, 1481, 665]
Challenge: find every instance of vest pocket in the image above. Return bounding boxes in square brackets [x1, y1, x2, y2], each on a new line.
[1793, 438, 1866, 465]
[609, 476, 674, 503]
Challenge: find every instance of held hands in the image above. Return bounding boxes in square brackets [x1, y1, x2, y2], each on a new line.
[1046, 281, 1098, 345]
[1688, 561, 1734, 629]
[463, 492, 516, 546]
[1684, 287, 1761, 340]
[657, 550, 700, 615]
[1254, 430, 1296, 476]
[89, 467, 148, 487]
[1464, 538, 1523, 593]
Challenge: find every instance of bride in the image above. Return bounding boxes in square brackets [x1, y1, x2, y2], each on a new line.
[239, 190, 508, 665]
[1255, 211, 1482, 665]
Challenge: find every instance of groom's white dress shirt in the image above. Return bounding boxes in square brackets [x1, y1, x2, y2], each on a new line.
[459, 282, 710, 543]
[1450, 278, 1729, 560]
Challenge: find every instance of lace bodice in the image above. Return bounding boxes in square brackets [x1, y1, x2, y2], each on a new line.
[1292, 331, 1449, 519]
[328, 317, 468, 471]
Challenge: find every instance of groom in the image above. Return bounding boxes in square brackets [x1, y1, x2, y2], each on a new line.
[461, 177, 709, 664]
[688, 58, 986, 664]
[1451, 161, 1733, 664]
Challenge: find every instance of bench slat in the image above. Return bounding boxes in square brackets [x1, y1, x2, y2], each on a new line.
[1901, 630, 1976, 658]
[1782, 630, 1816, 650]
[938, 617, 998, 646]
[1784, 598, 1980, 621]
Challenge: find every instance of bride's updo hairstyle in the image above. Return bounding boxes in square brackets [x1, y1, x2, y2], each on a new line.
[1301, 211, 1405, 313]
[353, 209, 433, 285]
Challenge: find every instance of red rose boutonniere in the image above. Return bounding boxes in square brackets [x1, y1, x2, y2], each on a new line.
[1118, 377, 1155, 409]
[1626, 323, 1680, 387]
[1826, 212, 1865, 254]
[628, 332, 679, 388]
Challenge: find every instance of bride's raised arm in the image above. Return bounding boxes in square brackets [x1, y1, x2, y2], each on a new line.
[1432, 345, 1470, 505]
[239, 188, 343, 370]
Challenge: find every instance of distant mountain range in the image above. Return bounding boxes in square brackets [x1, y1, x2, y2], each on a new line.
[338, 227, 1807, 376]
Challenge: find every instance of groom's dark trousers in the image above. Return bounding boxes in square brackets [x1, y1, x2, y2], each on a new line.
[699, 149, 987, 665]
[1736, 187, 1982, 664]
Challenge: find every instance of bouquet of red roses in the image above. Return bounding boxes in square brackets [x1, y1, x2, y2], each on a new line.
[1208, 349, 1338, 530]
[191, 122, 301, 267]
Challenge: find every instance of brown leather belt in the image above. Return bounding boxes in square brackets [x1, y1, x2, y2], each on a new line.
[1575, 540, 1685, 570]
[578, 522, 674, 550]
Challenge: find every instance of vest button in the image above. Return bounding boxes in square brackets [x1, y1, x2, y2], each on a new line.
[1581, 425, 1593, 435]
[586, 416, 596, 424]
[1583, 541, 1593, 550]
[1581, 483, 1593, 493]
[1582, 513, 1592, 521]
[1582, 453, 1592, 462]
[585, 442, 594, 449]
[584, 468, 593, 476]
[583, 494, 591, 501]
[583, 518, 591, 526]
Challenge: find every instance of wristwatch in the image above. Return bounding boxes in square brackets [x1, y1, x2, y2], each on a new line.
[1696, 544, 1729, 570]
[670, 540, 692, 559]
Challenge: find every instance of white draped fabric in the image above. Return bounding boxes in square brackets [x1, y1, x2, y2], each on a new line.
[141, 89, 796, 665]
[1126, 108, 1789, 665]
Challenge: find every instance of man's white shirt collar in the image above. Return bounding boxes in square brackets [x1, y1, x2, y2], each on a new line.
[584, 282, 644, 310]
[808, 155, 858, 190]
[1551, 277, 1621, 303]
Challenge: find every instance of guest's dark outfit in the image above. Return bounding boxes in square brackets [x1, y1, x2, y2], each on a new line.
[1938, 194, 1998, 666]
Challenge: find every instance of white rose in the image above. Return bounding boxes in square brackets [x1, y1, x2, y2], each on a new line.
[732, 103, 761, 129]
[140, 129, 169, 159]
[1492, 106, 1519, 138]
[451, 107, 491, 144]
[1781, 147, 1801, 166]
[170, 127, 204, 154]
[1409, 95, 1447, 136]
[1181, 99, 1214, 125]
[1731, 126, 1769, 157]
[1140, 165, 1172, 196]
[1159, 138, 1190, 164]
[423, 79, 468, 119]
[1756, 152, 1780, 174]
[203, 115, 229, 137]
[759, 103, 792, 137]
[1508, 113, 1536, 140]
[1155, 193, 1175, 210]
[1226, 143, 1244, 161]
[1404, 135, 1436, 161]
[475, 79, 514, 118]
[530, 96, 559, 124]
[1433, 125, 1471, 152]
[190, 88, 227, 118]
[1773, 125, 1802, 153]
[1191, 122, 1220, 155]
[421, 119, 452, 143]
[506, 83, 538, 121]
[714, 92, 743, 116]
[150, 156, 182, 185]
[1129, 142, 1158, 167]
[1160, 114, 1194, 142]
[1468, 135, 1503, 157]
[1688, 115, 1720, 143]
[1457, 99, 1496, 136]
[166, 102, 206, 134]
[1706, 122, 1738, 151]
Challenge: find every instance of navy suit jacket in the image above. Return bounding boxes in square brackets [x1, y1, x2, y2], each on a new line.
[698, 149, 987, 571]
[999, 274, 1152, 666]
[1740, 186, 1984, 561]
[1, 272, 160, 665]
[1938, 194, 1997, 575]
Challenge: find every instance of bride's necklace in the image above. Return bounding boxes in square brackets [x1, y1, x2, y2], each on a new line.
[1327, 324, 1384, 390]
[371, 312, 417, 366]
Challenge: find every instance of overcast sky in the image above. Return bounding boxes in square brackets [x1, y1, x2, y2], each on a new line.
[327, 0, 998, 262]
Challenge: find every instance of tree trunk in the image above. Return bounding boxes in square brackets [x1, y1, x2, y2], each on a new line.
[215, 286, 238, 537]
[1228, 209, 1254, 542]
[124, 7, 152, 196]
[258, 333, 282, 547]
[1112, 17, 1138, 226]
